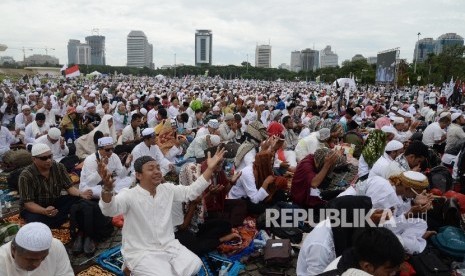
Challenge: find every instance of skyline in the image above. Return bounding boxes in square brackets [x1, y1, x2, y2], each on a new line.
[1, 0, 464, 67]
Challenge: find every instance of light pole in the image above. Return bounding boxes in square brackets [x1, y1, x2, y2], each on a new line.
[414, 32, 421, 74]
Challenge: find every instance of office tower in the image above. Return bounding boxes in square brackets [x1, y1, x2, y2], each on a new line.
[127, 30, 153, 68]
[255, 44, 272, 68]
[195, 30, 212, 66]
[320, 45, 338, 68]
[67, 39, 91, 65]
[85, 35, 106, 65]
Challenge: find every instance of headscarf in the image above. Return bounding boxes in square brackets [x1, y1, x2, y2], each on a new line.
[375, 116, 391, 129]
[235, 121, 268, 167]
[361, 129, 387, 167]
[326, 195, 373, 256]
[308, 116, 321, 133]
[179, 162, 206, 231]
[364, 105, 374, 118]
[253, 151, 288, 199]
[156, 119, 177, 155]
[75, 114, 116, 159]
[267, 121, 285, 137]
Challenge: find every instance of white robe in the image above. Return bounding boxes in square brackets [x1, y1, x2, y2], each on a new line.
[131, 142, 173, 176]
[99, 176, 210, 274]
[24, 121, 50, 144]
[35, 135, 69, 162]
[0, 238, 74, 276]
[79, 152, 132, 198]
[368, 153, 394, 178]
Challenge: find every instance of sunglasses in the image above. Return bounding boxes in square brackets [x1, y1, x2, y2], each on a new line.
[36, 154, 53, 161]
[103, 148, 114, 152]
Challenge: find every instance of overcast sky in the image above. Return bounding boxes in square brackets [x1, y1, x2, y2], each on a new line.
[1, 0, 464, 68]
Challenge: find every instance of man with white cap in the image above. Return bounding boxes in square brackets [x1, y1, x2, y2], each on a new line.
[0, 115, 21, 161]
[117, 113, 142, 151]
[445, 112, 465, 154]
[80, 137, 133, 197]
[19, 143, 90, 228]
[0, 222, 73, 275]
[217, 113, 238, 143]
[98, 148, 227, 275]
[196, 119, 219, 137]
[368, 140, 404, 178]
[82, 102, 101, 133]
[391, 116, 419, 143]
[130, 128, 175, 176]
[295, 128, 331, 162]
[34, 127, 69, 162]
[15, 105, 34, 131]
[37, 99, 60, 127]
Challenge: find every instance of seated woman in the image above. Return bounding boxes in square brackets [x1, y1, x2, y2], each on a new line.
[59, 107, 79, 142]
[266, 122, 297, 176]
[357, 129, 387, 181]
[296, 195, 373, 276]
[75, 115, 116, 160]
[290, 148, 347, 209]
[228, 137, 288, 214]
[174, 155, 243, 255]
[339, 170, 432, 255]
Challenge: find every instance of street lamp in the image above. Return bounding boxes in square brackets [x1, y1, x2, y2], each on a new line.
[414, 32, 421, 74]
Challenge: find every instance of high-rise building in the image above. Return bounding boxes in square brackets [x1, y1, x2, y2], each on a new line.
[67, 39, 91, 65]
[255, 44, 272, 68]
[195, 30, 212, 66]
[413, 38, 434, 63]
[320, 45, 338, 68]
[301, 49, 319, 72]
[85, 35, 105, 65]
[290, 51, 302, 72]
[127, 30, 154, 68]
[434, 33, 464, 55]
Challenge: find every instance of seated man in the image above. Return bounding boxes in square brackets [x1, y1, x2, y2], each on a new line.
[99, 148, 227, 275]
[131, 128, 174, 176]
[34, 127, 69, 162]
[18, 143, 92, 228]
[80, 137, 133, 198]
[0, 116, 20, 161]
[24, 113, 50, 144]
[217, 113, 237, 143]
[0, 222, 74, 275]
[116, 113, 143, 153]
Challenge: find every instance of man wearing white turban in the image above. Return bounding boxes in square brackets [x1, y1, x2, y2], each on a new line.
[0, 222, 73, 275]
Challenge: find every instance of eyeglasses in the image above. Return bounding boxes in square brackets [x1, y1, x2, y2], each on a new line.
[36, 154, 53, 161]
[103, 148, 114, 152]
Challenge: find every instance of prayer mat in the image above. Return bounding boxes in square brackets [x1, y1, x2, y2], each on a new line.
[76, 265, 116, 276]
[197, 252, 245, 276]
[4, 214, 72, 244]
[96, 245, 124, 276]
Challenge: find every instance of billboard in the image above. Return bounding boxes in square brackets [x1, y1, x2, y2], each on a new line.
[376, 50, 397, 83]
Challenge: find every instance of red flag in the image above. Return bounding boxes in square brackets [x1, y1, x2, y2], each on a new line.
[65, 65, 80, 78]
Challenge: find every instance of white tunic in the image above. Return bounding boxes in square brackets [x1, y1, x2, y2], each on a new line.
[422, 122, 445, 147]
[228, 165, 269, 204]
[80, 152, 132, 197]
[0, 126, 19, 158]
[295, 131, 325, 162]
[0, 238, 74, 276]
[296, 219, 336, 276]
[357, 155, 369, 178]
[99, 176, 210, 273]
[24, 122, 50, 144]
[368, 153, 394, 178]
[130, 142, 173, 176]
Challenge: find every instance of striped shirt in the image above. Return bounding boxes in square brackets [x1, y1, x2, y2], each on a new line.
[18, 162, 72, 207]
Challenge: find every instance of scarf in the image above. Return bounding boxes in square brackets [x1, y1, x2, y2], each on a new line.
[156, 119, 177, 155]
[179, 163, 206, 231]
[200, 161, 228, 212]
[361, 130, 386, 167]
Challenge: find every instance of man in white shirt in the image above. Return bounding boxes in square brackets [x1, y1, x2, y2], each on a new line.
[422, 114, 450, 154]
[37, 100, 60, 127]
[98, 147, 226, 275]
[445, 113, 465, 154]
[196, 119, 219, 137]
[217, 113, 237, 143]
[368, 140, 404, 178]
[24, 113, 50, 144]
[79, 137, 133, 198]
[295, 128, 330, 162]
[392, 117, 418, 143]
[131, 128, 175, 176]
[0, 124, 20, 161]
[118, 113, 142, 148]
[0, 222, 73, 276]
[15, 105, 34, 131]
[34, 127, 69, 162]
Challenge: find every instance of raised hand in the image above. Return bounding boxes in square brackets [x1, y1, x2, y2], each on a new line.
[230, 171, 242, 184]
[97, 159, 115, 191]
[207, 146, 226, 170]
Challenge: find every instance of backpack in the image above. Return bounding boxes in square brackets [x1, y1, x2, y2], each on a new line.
[69, 199, 114, 242]
[431, 226, 465, 259]
[410, 250, 450, 276]
[428, 165, 453, 193]
[263, 239, 292, 267]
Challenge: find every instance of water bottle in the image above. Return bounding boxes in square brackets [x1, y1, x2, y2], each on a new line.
[218, 265, 229, 276]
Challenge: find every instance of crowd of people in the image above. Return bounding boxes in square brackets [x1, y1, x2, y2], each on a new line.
[0, 73, 464, 275]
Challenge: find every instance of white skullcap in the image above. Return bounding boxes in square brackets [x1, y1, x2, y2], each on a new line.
[86, 103, 95, 109]
[257, 101, 265, 106]
[212, 106, 221, 112]
[385, 140, 404, 152]
[76, 90, 82, 95]
[31, 143, 51, 157]
[132, 99, 139, 105]
[246, 100, 252, 105]
[142, 128, 155, 137]
[388, 112, 396, 118]
[208, 119, 220, 129]
[397, 110, 407, 117]
[392, 117, 405, 124]
[381, 125, 396, 134]
[209, 135, 221, 146]
[98, 137, 114, 147]
[452, 113, 463, 122]
[403, 171, 427, 182]
[140, 108, 147, 115]
[439, 112, 451, 119]
[390, 106, 398, 112]
[48, 127, 61, 140]
[89, 93, 96, 97]
[21, 105, 31, 111]
[404, 113, 413, 118]
[319, 128, 331, 140]
[76, 106, 85, 114]
[224, 113, 234, 121]
[15, 222, 52, 252]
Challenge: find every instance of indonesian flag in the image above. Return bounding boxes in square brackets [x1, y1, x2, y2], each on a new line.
[65, 65, 80, 78]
